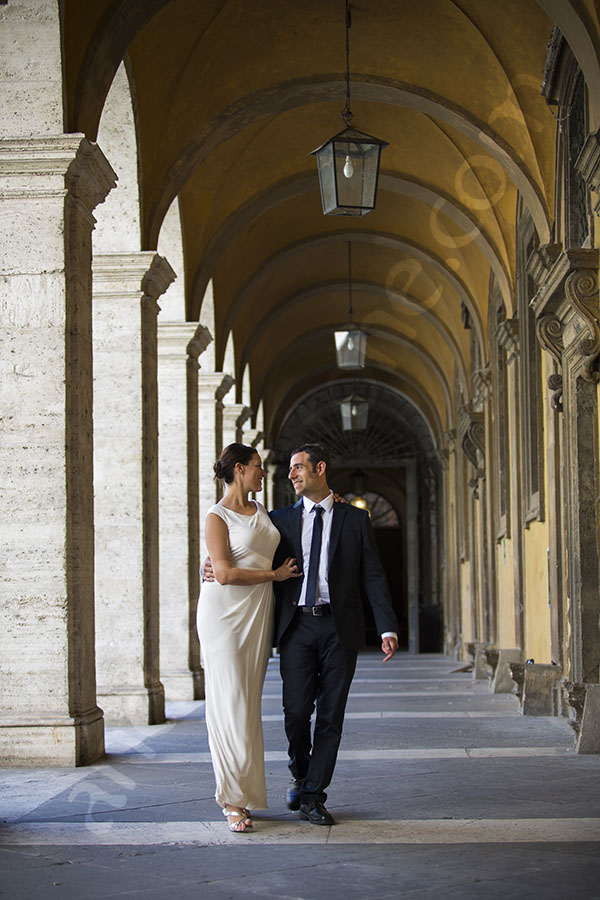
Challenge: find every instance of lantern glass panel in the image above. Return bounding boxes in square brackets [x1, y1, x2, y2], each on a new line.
[315, 141, 337, 214]
[340, 396, 369, 431]
[334, 328, 367, 369]
[333, 140, 381, 213]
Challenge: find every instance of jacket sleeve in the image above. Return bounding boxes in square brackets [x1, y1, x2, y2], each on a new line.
[359, 512, 399, 637]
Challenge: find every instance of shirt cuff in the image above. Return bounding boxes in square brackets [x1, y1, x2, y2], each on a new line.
[381, 632, 398, 641]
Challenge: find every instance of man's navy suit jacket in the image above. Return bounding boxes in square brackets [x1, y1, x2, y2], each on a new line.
[269, 499, 399, 651]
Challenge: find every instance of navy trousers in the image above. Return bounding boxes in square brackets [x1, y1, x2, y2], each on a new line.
[279, 610, 358, 804]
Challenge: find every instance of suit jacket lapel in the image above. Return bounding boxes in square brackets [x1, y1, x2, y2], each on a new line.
[328, 503, 346, 567]
[291, 499, 303, 562]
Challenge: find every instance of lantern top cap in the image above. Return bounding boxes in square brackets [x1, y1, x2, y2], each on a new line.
[310, 125, 389, 156]
[334, 323, 368, 335]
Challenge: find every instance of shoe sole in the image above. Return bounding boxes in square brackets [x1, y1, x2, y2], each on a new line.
[298, 810, 335, 826]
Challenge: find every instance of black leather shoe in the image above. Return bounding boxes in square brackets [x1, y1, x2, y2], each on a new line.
[299, 801, 335, 826]
[286, 779, 303, 811]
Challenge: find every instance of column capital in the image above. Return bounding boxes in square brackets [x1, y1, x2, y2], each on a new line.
[93, 252, 175, 305]
[532, 248, 600, 385]
[458, 405, 485, 480]
[495, 318, 520, 363]
[472, 366, 491, 405]
[526, 242, 562, 288]
[0, 135, 116, 210]
[198, 372, 235, 401]
[158, 323, 212, 362]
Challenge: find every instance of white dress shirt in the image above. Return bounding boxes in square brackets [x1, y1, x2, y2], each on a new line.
[298, 491, 334, 607]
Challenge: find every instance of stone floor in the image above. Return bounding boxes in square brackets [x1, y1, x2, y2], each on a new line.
[1, 652, 600, 899]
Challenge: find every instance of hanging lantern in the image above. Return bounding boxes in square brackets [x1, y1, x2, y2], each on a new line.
[334, 326, 367, 369]
[340, 394, 369, 431]
[311, 126, 388, 216]
[311, 0, 388, 216]
[334, 241, 367, 368]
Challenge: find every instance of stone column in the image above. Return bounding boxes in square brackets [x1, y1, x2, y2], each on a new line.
[0, 136, 115, 765]
[496, 319, 524, 650]
[158, 322, 211, 701]
[198, 373, 234, 554]
[93, 252, 174, 725]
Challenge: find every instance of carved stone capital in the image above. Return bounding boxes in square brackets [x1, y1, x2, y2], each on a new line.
[526, 243, 562, 288]
[187, 324, 213, 361]
[472, 366, 491, 405]
[536, 313, 564, 367]
[495, 318, 519, 362]
[532, 248, 600, 393]
[214, 374, 235, 402]
[141, 254, 176, 303]
[443, 428, 457, 452]
[458, 405, 485, 475]
[565, 266, 600, 382]
[547, 372, 564, 412]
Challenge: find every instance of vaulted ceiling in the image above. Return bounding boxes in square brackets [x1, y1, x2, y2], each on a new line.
[63, 0, 570, 446]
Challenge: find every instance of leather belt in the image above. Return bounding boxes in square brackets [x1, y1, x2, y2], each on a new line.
[298, 605, 331, 616]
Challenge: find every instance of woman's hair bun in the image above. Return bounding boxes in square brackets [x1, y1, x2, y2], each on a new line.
[213, 443, 256, 484]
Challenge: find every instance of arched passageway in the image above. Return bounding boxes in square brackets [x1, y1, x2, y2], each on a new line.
[1, 0, 600, 767]
[273, 381, 441, 653]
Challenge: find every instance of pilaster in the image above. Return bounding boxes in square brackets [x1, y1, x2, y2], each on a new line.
[92, 251, 175, 725]
[0, 135, 115, 764]
[157, 322, 212, 701]
[531, 248, 600, 687]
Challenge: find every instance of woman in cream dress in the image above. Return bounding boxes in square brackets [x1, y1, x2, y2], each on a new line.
[197, 443, 300, 833]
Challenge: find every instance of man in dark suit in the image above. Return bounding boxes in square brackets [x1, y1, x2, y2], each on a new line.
[272, 443, 398, 825]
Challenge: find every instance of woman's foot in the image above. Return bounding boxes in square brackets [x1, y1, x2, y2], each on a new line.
[241, 808, 253, 828]
[222, 806, 251, 832]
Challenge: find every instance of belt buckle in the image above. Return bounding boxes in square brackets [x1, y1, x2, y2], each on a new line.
[311, 606, 320, 616]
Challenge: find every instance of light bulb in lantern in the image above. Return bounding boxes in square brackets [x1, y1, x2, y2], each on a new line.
[343, 154, 354, 179]
[347, 335, 354, 350]
[351, 404, 358, 417]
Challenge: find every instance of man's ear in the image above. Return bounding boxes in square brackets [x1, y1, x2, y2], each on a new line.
[316, 460, 327, 477]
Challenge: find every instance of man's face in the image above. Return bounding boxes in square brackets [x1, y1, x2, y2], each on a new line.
[288, 451, 323, 496]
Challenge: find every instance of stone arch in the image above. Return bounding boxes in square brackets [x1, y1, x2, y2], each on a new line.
[239, 279, 469, 399]
[190, 173, 512, 319]
[146, 77, 551, 247]
[220, 231, 485, 371]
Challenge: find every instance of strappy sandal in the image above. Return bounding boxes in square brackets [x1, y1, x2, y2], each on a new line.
[241, 808, 253, 828]
[222, 806, 251, 833]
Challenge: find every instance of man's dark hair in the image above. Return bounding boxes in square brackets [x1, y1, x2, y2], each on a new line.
[291, 442, 331, 472]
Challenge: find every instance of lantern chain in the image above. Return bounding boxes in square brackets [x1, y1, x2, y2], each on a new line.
[342, 0, 353, 127]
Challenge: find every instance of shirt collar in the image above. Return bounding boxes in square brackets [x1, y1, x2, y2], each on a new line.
[303, 491, 334, 514]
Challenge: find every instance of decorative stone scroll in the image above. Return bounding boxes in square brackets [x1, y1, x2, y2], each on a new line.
[565, 267, 600, 382]
[531, 248, 600, 409]
[536, 313, 564, 410]
[458, 406, 485, 475]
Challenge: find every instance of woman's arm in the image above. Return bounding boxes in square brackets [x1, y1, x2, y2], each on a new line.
[205, 512, 300, 586]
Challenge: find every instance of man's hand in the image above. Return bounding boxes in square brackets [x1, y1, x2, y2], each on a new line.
[202, 556, 215, 582]
[331, 492, 347, 503]
[381, 636, 398, 662]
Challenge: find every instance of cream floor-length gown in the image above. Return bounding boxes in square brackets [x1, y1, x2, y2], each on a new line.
[197, 501, 280, 810]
